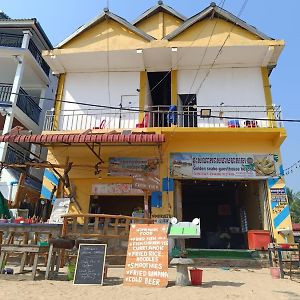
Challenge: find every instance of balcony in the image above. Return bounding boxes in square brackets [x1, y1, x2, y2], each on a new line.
[0, 83, 42, 124]
[0, 33, 23, 48]
[0, 33, 50, 76]
[43, 105, 283, 131]
[5, 144, 33, 165]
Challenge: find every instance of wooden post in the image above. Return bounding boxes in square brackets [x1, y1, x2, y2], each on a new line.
[144, 190, 150, 219]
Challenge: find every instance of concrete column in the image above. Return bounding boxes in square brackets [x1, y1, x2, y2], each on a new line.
[21, 30, 32, 49]
[39, 87, 47, 110]
[0, 54, 26, 162]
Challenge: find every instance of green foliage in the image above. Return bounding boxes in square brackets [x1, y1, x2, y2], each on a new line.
[287, 187, 300, 223]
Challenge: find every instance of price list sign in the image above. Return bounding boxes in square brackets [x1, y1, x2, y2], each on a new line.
[124, 224, 169, 288]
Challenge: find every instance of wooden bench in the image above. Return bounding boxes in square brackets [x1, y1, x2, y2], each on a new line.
[0, 245, 49, 280]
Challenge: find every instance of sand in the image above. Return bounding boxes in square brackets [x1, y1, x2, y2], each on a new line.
[0, 267, 300, 300]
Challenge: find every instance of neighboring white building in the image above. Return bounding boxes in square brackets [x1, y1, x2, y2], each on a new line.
[0, 11, 57, 200]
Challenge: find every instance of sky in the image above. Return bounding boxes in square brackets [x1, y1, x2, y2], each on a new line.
[1, 0, 299, 191]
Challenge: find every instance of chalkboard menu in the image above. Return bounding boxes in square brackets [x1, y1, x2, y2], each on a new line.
[74, 244, 107, 285]
[124, 224, 169, 288]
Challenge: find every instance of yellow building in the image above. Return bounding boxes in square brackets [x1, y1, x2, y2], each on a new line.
[2, 2, 291, 249]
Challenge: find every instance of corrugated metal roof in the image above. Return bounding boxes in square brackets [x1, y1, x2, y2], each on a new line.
[164, 3, 273, 41]
[0, 17, 53, 49]
[57, 9, 155, 48]
[133, 1, 186, 25]
[0, 133, 165, 145]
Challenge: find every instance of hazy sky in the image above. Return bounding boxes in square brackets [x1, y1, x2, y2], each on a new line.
[2, 0, 299, 191]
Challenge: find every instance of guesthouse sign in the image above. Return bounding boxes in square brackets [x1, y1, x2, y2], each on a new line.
[170, 153, 279, 179]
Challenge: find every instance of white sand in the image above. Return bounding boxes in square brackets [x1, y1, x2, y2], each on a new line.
[0, 267, 300, 300]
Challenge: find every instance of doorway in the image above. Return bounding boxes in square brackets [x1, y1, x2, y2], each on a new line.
[147, 72, 171, 127]
[180, 180, 267, 249]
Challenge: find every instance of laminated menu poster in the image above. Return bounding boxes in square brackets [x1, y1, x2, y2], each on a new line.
[124, 224, 169, 288]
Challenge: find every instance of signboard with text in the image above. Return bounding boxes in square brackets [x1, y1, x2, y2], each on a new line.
[124, 224, 169, 288]
[170, 153, 278, 179]
[91, 183, 143, 195]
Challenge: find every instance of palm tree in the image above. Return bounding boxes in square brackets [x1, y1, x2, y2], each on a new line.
[287, 187, 300, 223]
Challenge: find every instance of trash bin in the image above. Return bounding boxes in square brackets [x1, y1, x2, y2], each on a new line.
[247, 230, 270, 250]
[189, 268, 203, 286]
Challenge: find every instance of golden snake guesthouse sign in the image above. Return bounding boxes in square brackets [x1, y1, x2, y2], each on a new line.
[170, 153, 279, 179]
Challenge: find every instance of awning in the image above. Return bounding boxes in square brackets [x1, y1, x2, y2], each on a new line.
[0, 133, 165, 145]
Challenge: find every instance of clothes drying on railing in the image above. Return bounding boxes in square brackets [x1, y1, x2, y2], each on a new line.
[167, 105, 178, 126]
[136, 112, 149, 128]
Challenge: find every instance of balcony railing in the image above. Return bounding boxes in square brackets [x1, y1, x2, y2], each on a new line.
[28, 40, 50, 76]
[0, 33, 23, 48]
[0, 83, 41, 124]
[0, 33, 50, 76]
[43, 105, 283, 131]
[5, 145, 32, 165]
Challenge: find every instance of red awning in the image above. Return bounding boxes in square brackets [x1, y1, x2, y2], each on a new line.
[0, 133, 165, 145]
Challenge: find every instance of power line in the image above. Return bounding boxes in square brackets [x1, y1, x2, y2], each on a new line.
[192, 0, 249, 98]
[3, 91, 300, 123]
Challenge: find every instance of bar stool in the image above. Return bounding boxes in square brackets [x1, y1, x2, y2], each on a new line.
[45, 238, 75, 280]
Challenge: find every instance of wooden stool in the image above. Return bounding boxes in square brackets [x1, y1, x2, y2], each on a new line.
[45, 238, 75, 280]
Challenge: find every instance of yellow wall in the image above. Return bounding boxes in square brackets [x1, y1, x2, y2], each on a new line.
[135, 12, 183, 40]
[62, 19, 150, 50]
[171, 18, 261, 45]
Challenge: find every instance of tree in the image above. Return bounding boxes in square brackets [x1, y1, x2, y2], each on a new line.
[287, 187, 300, 223]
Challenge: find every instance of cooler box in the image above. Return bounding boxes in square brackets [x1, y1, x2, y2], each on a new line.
[247, 230, 270, 250]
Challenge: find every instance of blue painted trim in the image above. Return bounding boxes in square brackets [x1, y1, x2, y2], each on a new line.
[274, 205, 290, 229]
[41, 186, 55, 200]
[271, 201, 277, 209]
[268, 178, 279, 189]
[44, 169, 59, 184]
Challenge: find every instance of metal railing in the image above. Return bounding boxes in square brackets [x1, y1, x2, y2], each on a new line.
[28, 39, 50, 76]
[0, 83, 41, 124]
[43, 105, 283, 131]
[5, 145, 32, 165]
[0, 83, 13, 102]
[0, 33, 23, 48]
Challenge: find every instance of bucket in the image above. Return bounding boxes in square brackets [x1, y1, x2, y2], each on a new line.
[189, 268, 203, 286]
[270, 267, 280, 279]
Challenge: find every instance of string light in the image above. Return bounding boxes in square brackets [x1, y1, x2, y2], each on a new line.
[284, 160, 300, 176]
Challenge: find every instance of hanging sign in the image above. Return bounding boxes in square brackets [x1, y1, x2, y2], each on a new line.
[132, 175, 160, 192]
[109, 157, 160, 177]
[170, 153, 279, 179]
[124, 224, 169, 288]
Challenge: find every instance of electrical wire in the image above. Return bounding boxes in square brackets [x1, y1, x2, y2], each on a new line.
[191, 0, 249, 100]
[2, 91, 300, 123]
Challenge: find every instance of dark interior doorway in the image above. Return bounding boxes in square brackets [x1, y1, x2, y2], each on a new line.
[147, 72, 171, 106]
[181, 180, 251, 249]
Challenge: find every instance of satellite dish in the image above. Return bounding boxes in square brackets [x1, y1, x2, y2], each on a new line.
[170, 217, 178, 225]
[192, 218, 200, 225]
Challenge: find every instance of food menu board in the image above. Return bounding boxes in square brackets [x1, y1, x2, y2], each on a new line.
[74, 244, 107, 285]
[124, 224, 169, 288]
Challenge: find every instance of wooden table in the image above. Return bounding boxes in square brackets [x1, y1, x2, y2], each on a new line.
[0, 245, 49, 280]
[268, 244, 300, 278]
[0, 223, 62, 248]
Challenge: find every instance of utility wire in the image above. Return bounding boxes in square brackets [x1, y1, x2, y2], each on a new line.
[2, 91, 300, 123]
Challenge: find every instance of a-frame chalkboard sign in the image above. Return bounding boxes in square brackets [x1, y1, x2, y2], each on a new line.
[74, 244, 107, 285]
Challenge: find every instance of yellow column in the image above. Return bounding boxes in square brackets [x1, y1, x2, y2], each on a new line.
[171, 70, 177, 106]
[53, 73, 66, 130]
[139, 71, 147, 122]
[261, 67, 275, 127]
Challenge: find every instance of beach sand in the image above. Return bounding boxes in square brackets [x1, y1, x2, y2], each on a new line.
[1, 266, 300, 300]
